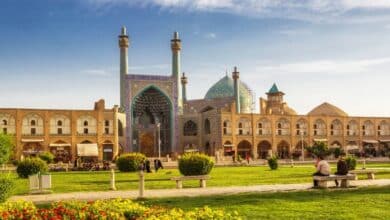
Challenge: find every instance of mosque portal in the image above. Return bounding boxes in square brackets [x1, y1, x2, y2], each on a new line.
[131, 87, 172, 157]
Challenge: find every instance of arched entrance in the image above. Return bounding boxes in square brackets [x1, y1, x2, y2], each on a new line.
[49, 140, 71, 163]
[257, 141, 272, 159]
[277, 141, 290, 159]
[237, 140, 252, 159]
[102, 141, 114, 161]
[132, 86, 172, 156]
[139, 132, 155, 157]
[294, 141, 309, 159]
[223, 141, 234, 156]
[23, 142, 43, 157]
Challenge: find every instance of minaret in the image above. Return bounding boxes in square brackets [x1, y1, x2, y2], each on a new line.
[171, 32, 183, 114]
[232, 66, 240, 113]
[181, 72, 188, 102]
[118, 26, 129, 111]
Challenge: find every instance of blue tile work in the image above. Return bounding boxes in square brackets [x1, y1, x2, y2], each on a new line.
[124, 73, 179, 154]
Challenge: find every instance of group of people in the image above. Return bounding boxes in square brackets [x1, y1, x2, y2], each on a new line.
[313, 153, 349, 187]
[141, 159, 164, 173]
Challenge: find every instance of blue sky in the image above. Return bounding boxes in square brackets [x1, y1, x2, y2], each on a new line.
[1, 0, 390, 116]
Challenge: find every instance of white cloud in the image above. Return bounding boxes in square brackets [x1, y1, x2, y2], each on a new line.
[254, 57, 390, 76]
[204, 32, 217, 39]
[86, 0, 390, 23]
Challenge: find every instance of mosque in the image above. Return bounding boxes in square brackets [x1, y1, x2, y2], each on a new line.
[119, 27, 390, 159]
[1, 27, 389, 162]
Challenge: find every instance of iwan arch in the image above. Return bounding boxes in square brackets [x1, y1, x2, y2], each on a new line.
[119, 27, 390, 159]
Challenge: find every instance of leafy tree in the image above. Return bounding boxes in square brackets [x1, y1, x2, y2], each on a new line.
[0, 134, 13, 165]
[305, 142, 332, 158]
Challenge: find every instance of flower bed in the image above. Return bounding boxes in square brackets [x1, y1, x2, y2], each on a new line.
[0, 199, 241, 220]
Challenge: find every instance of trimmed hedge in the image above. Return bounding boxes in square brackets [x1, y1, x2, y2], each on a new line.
[116, 153, 146, 172]
[178, 153, 214, 176]
[267, 156, 278, 170]
[346, 156, 357, 170]
[38, 152, 54, 164]
[0, 176, 13, 203]
[16, 158, 48, 178]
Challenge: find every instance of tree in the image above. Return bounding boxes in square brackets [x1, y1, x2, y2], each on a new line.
[0, 133, 13, 165]
[305, 141, 332, 158]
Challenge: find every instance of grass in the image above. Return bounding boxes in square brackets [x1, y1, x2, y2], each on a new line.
[6, 162, 390, 195]
[143, 186, 390, 219]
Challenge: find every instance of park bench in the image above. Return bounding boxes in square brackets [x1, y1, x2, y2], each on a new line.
[349, 170, 376, 180]
[313, 174, 356, 188]
[171, 175, 210, 189]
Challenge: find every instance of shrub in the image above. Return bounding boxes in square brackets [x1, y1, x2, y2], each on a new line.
[115, 153, 146, 172]
[332, 147, 345, 159]
[38, 152, 54, 164]
[267, 156, 278, 170]
[0, 176, 13, 203]
[16, 158, 48, 178]
[345, 156, 357, 170]
[0, 134, 13, 166]
[305, 142, 332, 158]
[178, 153, 214, 176]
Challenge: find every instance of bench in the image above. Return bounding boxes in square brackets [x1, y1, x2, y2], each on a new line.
[349, 170, 376, 180]
[313, 174, 356, 188]
[171, 175, 210, 189]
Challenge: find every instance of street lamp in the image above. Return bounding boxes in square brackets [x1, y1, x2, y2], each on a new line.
[301, 129, 305, 161]
[157, 123, 161, 159]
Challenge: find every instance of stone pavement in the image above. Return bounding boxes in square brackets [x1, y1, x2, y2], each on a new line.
[10, 179, 390, 205]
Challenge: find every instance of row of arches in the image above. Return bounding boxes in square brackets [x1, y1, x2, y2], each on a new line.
[221, 118, 390, 137]
[225, 140, 348, 159]
[0, 113, 115, 136]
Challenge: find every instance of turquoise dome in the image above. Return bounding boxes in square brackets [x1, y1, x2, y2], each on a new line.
[204, 75, 253, 113]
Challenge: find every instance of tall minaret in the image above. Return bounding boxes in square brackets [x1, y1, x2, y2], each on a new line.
[232, 66, 240, 113]
[171, 32, 183, 114]
[118, 26, 129, 111]
[181, 72, 188, 102]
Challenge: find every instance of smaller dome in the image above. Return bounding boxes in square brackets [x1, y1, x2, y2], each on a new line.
[308, 102, 348, 117]
[284, 106, 297, 115]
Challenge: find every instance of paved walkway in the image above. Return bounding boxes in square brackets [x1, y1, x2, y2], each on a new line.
[10, 179, 390, 204]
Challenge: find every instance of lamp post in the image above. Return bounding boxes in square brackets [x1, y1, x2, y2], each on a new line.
[157, 123, 161, 159]
[301, 129, 305, 161]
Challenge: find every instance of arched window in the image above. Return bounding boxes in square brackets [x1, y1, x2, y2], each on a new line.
[31, 120, 36, 126]
[296, 119, 307, 136]
[331, 120, 342, 136]
[313, 119, 326, 136]
[57, 120, 63, 126]
[105, 120, 110, 126]
[363, 121, 374, 136]
[204, 119, 211, 135]
[257, 119, 271, 135]
[276, 118, 290, 136]
[84, 120, 88, 126]
[183, 120, 198, 136]
[237, 118, 251, 135]
[84, 128, 89, 134]
[223, 120, 231, 135]
[378, 121, 390, 136]
[347, 121, 358, 136]
[2, 120, 7, 126]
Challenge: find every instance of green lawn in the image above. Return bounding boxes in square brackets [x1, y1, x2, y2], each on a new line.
[8, 162, 390, 195]
[142, 186, 390, 219]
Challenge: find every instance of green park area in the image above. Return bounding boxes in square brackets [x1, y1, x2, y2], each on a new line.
[143, 185, 390, 219]
[8, 162, 390, 195]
